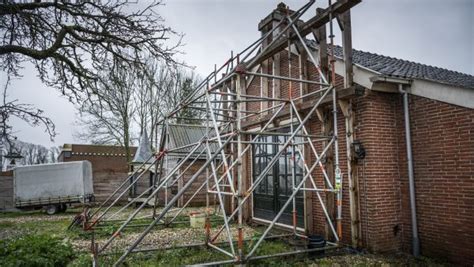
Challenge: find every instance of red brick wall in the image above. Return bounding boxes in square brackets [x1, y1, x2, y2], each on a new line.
[241, 47, 473, 265]
[60, 145, 137, 203]
[354, 92, 404, 252]
[398, 95, 474, 265]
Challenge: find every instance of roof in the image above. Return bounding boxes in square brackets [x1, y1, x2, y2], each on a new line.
[167, 124, 219, 157]
[132, 130, 153, 164]
[61, 144, 137, 157]
[306, 40, 474, 89]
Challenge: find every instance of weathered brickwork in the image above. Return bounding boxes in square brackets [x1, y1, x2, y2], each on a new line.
[241, 47, 473, 265]
[59, 144, 137, 203]
[399, 95, 474, 265]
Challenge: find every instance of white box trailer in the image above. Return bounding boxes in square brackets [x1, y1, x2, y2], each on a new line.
[13, 161, 94, 214]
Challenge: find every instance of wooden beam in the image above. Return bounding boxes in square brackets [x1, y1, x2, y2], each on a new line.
[338, 99, 361, 248]
[295, 41, 309, 102]
[339, 10, 353, 87]
[313, 8, 329, 80]
[242, 86, 356, 129]
[247, 0, 361, 70]
[318, 108, 335, 240]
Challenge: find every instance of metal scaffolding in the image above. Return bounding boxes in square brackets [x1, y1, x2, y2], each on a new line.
[84, 0, 361, 265]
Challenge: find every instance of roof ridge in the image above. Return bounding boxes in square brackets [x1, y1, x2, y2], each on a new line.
[332, 43, 473, 78]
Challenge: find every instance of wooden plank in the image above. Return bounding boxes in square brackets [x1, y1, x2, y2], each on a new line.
[247, 0, 361, 69]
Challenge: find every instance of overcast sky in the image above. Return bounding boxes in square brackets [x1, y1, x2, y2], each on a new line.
[3, 0, 473, 148]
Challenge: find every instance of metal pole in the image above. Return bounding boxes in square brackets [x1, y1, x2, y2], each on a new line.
[246, 140, 334, 259]
[399, 84, 420, 257]
[328, 0, 343, 240]
[112, 135, 234, 266]
[207, 91, 236, 194]
[91, 156, 158, 226]
[211, 86, 333, 244]
[99, 140, 208, 253]
[90, 153, 156, 218]
[236, 71, 244, 261]
[205, 145, 235, 257]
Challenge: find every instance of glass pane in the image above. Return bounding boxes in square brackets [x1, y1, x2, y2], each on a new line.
[279, 175, 287, 195]
[267, 175, 273, 194]
[255, 157, 261, 174]
[295, 153, 304, 175]
[279, 155, 286, 174]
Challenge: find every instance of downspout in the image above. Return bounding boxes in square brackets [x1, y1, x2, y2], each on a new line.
[398, 84, 420, 257]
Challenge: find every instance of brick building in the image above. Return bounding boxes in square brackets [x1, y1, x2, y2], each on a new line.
[58, 144, 137, 203]
[237, 4, 473, 265]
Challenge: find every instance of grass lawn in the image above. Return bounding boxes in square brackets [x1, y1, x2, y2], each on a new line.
[0, 207, 449, 266]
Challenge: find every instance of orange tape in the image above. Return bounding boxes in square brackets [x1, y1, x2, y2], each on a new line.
[337, 223, 342, 239]
[238, 229, 244, 249]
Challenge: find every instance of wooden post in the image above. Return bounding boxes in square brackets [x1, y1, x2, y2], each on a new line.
[313, 8, 329, 84]
[339, 99, 361, 248]
[261, 25, 270, 114]
[316, 107, 334, 240]
[296, 42, 309, 100]
[313, 7, 334, 240]
[338, 10, 353, 87]
[272, 20, 281, 107]
[337, 9, 360, 248]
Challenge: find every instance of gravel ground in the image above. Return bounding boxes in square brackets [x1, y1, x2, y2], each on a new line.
[85, 224, 258, 253]
[0, 206, 254, 254]
[1, 207, 451, 266]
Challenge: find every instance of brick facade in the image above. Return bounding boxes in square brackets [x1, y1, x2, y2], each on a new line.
[59, 144, 137, 203]
[241, 44, 474, 265]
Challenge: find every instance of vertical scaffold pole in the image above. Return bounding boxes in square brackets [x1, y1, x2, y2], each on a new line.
[236, 57, 244, 262]
[328, 0, 343, 240]
[288, 35, 298, 236]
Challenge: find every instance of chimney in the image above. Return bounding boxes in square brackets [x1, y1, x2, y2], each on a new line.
[258, 3, 300, 48]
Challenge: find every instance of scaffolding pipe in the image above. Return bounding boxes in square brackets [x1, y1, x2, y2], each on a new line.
[246, 140, 334, 259]
[89, 153, 156, 218]
[211, 86, 334, 244]
[112, 135, 235, 266]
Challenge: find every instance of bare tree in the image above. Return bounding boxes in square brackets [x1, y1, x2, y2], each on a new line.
[0, 73, 56, 166]
[1, 139, 58, 168]
[76, 60, 135, 162]
[132, 61, 204, 147]
[133, 60, 173, 146]
[0, 0, 181, 102]
[162, 67, 204, 125]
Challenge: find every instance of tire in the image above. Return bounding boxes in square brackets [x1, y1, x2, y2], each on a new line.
[45, 204, 59, 215]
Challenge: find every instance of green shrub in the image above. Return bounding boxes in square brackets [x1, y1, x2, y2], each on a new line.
[0, 234, 74, 267]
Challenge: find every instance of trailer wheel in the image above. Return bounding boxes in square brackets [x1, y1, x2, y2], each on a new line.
[45, 205, 59, 215]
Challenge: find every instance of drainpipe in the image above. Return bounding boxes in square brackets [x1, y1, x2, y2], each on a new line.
[399, 84, 420, 257]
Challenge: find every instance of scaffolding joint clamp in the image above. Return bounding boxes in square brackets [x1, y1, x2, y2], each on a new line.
[235, 63, 247, 75]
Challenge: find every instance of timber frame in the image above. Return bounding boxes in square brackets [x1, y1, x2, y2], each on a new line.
[82, 1, 362, 265]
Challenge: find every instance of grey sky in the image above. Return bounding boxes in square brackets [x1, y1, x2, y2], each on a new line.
[3, 0, 473, 148]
